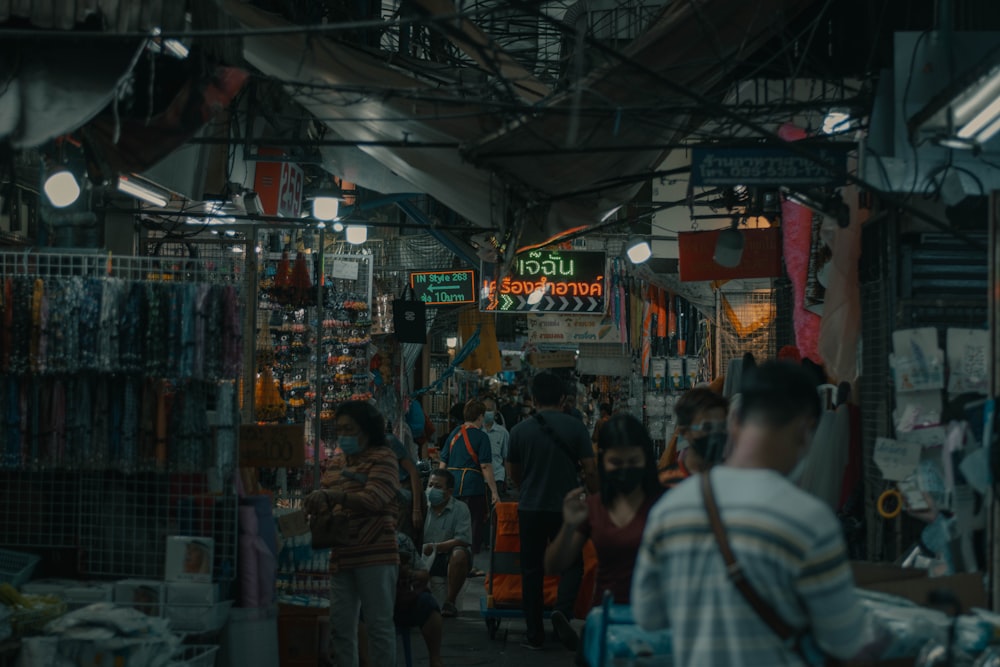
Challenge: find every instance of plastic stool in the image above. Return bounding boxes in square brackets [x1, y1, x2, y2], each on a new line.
[396, 624, 413, 667]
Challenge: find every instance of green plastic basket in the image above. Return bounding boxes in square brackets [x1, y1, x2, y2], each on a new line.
[0, 549, 39, 588]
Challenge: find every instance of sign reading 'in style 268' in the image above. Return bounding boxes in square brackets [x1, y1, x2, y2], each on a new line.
[480, 250, 606, 314]
[410, 270, 476, 305]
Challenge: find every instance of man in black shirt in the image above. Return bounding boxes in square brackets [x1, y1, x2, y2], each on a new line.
[509, 372, 598, 650]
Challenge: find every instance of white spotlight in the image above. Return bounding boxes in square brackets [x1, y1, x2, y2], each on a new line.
[446, 336, 458, 349]
[332, 221, 345, 233]
[44, 168, 81, 208]
[822, 109, 851, 135]
[625, 237, 652, 264]
[316, 221, 327, 230]
[312, 196, 340, 221]
[345, 225, 367, 244]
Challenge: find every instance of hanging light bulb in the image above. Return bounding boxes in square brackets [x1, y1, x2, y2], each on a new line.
[345, 225, 367, 244]
[625, 236, 652, 264]
[312, 196, 340, 221]
[44, 167, 81, 208]
[332, 221, 345, 233]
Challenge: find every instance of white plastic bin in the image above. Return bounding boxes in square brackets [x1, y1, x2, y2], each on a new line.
[218, 604, 278, 667]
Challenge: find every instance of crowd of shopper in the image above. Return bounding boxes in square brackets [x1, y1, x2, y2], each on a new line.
[304, 353, 873, 667]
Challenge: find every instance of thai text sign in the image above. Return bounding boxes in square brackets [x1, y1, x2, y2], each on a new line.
[239, 424, 305, 468]
[480, 250, 606, 313]
[690, 146, 849, 186]
[410, 270, 476, 305]
[526, 314, 620, 344]
[678, 227, 783, 281]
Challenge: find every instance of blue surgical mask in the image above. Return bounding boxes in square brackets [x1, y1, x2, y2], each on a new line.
[427, 488, 446, 506]
[339, 435, 362, 455]
[483, 411, 495, 425]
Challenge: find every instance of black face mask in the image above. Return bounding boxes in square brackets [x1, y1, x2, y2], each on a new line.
[606, 467, 645, 495]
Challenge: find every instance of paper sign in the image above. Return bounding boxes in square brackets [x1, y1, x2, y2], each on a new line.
[332, 260, 359, 281]
[873, 437, 922, 481]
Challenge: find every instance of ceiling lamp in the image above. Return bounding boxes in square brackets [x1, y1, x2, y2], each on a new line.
[445, 336, 458, 349]
[713, 219, 744, 268]
[821, 109, 852, 135]
[625, 237, 652, 264]
[345, 225, 367, 244]
[332, 221, 345, 232]
[312, 196, 341, 221]
[909, 47, 1000, 149]
[43, 167, 81, 208]
[117, 174, 169, 208]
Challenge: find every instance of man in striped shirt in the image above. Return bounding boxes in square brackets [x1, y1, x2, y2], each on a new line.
[632, 361, 867, 666]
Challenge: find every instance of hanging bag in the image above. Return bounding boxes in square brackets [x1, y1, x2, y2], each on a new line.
[392, 285, 427, 343]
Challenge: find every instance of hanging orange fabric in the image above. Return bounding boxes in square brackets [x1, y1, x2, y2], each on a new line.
[656, 286, 667, 339]
[667, 291, 677, 338]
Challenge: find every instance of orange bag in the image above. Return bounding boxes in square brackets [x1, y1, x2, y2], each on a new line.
[486, 502, 597, 619]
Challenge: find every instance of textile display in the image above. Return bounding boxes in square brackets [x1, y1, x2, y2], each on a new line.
[778, 122, 821, 364]
[817, 185, 863, 383]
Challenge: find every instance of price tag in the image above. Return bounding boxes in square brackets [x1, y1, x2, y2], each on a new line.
[332, 260, 359, 281]
[873, 437, 921, 481]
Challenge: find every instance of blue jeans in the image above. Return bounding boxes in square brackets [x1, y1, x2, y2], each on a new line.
[328, 563, 399, 666]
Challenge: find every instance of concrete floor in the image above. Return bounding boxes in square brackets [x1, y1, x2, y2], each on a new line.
[400, 549, 578, 667]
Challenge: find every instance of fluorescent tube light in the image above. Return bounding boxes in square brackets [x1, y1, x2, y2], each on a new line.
[117, 175, 169, 208]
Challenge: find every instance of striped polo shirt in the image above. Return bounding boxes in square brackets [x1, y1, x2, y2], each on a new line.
[632, 467, 866, 667]
[320, 446, 400, 573]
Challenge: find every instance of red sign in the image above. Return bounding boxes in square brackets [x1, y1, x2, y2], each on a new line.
[678, 227, 783, 281]
[252, 149, 302, 217]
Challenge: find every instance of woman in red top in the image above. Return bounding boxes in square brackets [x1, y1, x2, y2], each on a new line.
[544, 414, 663, 653]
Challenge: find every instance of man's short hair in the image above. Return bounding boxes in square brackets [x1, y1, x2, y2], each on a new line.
[675, 388, 728, 428]
[464, 399, 486, 422]
[738, 361, 822, 427]
[531, 371, 565, 407]
[430, 468, 455, 489]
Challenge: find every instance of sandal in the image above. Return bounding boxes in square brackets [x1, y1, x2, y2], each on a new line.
[467, 568, 486, 578]
[441, 601, 458, 617]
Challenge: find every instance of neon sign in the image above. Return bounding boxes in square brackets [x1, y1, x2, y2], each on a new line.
[410, 270, 476, 305]
[480, 250, 606, 313]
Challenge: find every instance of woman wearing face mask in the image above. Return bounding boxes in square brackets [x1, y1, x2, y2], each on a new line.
[658, 388, 730, 488]
[543, 414, 664, 654]
[305, 400, 400, 667]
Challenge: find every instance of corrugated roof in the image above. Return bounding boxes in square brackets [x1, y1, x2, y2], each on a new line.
[0, 0, 185, 32]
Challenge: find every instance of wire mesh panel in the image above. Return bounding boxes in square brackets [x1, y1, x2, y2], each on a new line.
[0, 250, 242, 581]
[860, 279, 892, 561]
[78, 471, 238, 581]
[0, 472, 79, 548]
[715, 288, 777, 375]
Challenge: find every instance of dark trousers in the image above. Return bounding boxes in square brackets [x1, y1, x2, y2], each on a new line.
[458, 494, 488, 555]
[518, 509, 584, 645]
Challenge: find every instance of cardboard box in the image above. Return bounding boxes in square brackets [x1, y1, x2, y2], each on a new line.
[166, 582, 220, 605]
[851, 561, 986, 613]
[114, 579, 165, 617]
[276, 510, 309, 538]
[165, 536, 214, 583]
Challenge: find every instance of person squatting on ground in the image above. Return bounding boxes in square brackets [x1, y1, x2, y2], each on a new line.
[422, 469, 473, 618]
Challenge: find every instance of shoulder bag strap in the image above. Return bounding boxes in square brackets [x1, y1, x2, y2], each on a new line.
[700, 473, 797, 642]
[448, 426, 480, 467]
[534, 414, 578, 466]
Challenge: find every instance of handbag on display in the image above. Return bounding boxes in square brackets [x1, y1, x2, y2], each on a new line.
[392, 286, 427, 344]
